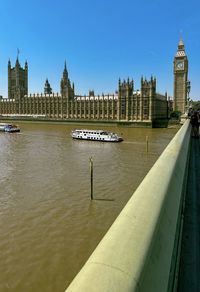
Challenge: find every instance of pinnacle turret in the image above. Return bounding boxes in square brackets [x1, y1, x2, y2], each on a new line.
[63, 61, 68, 78]
[15, 57, 20, 67]
[44, 78, 52, 94]
[176, 35, 186, 57]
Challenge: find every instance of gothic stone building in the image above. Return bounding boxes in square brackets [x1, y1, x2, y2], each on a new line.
[0, 58, 169, 126]
[8, 57, 28, 99]
[173, 37, 189, 113]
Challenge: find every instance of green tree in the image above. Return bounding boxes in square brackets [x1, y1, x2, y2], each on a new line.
[191, 100, 200, 110]
[170, 110, 182, 119]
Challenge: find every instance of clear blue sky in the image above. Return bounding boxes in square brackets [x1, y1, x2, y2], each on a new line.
[0, 0, 200, 100]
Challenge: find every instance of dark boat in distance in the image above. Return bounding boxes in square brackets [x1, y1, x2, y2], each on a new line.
[0, 123, 20, 133]
[71, 129, 123, 142]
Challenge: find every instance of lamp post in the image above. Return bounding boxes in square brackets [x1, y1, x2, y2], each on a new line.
[186, 80, 191, 114]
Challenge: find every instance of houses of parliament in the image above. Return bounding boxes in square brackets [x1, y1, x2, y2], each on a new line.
[0, 38, 189, 126]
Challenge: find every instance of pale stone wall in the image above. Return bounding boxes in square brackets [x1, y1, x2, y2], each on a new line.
[0, 89, 168, 123]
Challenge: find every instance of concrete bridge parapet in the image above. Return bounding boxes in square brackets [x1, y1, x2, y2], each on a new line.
[65, 120, 191, 292]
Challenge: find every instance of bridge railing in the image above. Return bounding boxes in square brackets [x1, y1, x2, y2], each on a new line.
[65, 120, 191, 292]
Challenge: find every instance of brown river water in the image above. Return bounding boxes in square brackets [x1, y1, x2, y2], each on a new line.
[0, 122, 178, 292]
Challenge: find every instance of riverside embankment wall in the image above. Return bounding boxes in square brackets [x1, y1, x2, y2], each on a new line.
[65, 120, 191, 292]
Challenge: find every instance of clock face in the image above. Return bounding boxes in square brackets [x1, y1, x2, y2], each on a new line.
[176, 61, 184, 70]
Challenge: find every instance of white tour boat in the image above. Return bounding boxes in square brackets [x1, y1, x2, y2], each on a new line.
[71, 129, 123, 142]
[0, 123, 20, 133]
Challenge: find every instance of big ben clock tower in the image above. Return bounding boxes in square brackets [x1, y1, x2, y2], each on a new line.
[173, 36, 188, 113]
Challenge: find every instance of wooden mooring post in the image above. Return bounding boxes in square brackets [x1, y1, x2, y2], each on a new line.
[90, 157, 94, 200]
[146, 136, 149, 153]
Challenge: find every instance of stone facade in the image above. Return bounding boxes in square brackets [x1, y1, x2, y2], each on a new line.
[8, 58, 28, 99]
[44, 79, 52, 95]
[0, 58, 168, 125]
[173, 37, 188, 113]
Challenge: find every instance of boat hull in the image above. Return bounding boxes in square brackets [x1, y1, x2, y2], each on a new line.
[5, 128, 20, 133]
[72, 137, 123, 142]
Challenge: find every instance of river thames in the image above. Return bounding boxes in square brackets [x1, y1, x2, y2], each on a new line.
[0, 122, 178, 292]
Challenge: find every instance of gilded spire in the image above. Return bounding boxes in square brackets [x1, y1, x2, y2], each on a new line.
[178, 32, 184, 49]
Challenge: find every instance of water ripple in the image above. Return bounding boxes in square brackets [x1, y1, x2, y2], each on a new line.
[0, 123, 178, 291]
